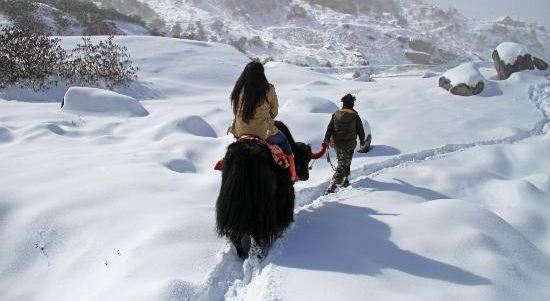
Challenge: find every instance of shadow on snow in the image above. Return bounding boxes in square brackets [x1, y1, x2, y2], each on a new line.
[273, 203, 491, 286]
[354, 177, 450, 201]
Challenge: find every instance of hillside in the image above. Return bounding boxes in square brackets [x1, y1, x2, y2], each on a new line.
[0, 0, 151, 35]
[122, 0, 550, 67]
[1, 0, 547, 69]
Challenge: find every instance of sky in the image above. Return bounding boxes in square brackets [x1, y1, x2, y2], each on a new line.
[423, 0, 550, 29]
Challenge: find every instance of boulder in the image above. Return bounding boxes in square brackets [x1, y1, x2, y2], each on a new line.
[492, 42, 548, 80]
[422, 71, 438, 78]
[533, 57, 549, 70]
[405, 50, 431, 65]
[439, 62, 485, 96]
[408, 39, 434, 54]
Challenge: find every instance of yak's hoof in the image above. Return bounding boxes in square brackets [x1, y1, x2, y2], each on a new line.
[233, 235, 251, 259]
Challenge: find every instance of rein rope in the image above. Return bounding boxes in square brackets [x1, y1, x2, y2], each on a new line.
[308, 157, 317, 170]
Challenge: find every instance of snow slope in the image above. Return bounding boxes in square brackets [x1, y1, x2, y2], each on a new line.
[1, 36, 549, 301]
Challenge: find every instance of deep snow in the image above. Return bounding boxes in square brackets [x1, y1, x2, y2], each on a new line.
[0, 36, 549, 301]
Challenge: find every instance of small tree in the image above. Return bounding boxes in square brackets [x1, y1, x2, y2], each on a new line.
[0, 26, 66, 91]
[66, 36, 139, 89]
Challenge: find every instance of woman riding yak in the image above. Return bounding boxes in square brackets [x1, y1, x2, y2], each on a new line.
[216, 61, 327, 259]
[227, 61, 298, 182]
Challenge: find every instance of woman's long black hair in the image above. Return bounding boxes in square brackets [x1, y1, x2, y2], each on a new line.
[231, 61, 270, 123]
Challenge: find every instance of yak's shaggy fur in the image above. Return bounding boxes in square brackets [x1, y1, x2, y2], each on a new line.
[216, 121, 311, 259]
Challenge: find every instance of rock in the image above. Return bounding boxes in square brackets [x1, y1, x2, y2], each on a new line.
[405, 51, 431, 65]
[495, 16, 525, 27]
[492, 42, 549, 80]
[439, 77, 485, 96]
[408, 39, 434, 54]
[533, 57, 549, 70]
[422, 71, 438, 78]
[439, 62, 485, 96]
[354, 73, 375, 82]
[451, 81, 484, 96]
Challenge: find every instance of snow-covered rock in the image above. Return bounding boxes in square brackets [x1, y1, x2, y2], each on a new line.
[492, 42, 549, 80]
[439, 62, 485, 96]
[61, 87, 149, 117]
[495, 42, 529, 65]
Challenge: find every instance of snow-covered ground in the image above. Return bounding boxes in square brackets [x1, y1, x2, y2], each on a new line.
[0, 36, 549, 301]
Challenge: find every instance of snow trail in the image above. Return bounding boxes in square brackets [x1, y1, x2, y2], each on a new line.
[297, 82, 550, 207]
[195, 82, 550, 301]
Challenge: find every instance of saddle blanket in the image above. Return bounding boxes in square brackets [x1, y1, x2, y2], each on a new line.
[214, 135, 290, 171]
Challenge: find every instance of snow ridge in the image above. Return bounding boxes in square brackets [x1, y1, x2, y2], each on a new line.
[197, 82, 550, 301]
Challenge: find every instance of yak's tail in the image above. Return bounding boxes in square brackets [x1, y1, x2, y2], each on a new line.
[216, 140, 290, 245]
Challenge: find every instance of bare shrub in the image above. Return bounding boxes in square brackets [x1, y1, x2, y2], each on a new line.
[0, 26, 66, 91]
[65, 36, 139, 89]
[0, 27, 139, 91]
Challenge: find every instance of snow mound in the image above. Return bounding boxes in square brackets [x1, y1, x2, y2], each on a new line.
[442, 62, 485, 86]
[163, 159, 197, 174]
[62, 87, 149, 117]
[0, 126, 14, 143]
[496, 42, 529, 65]
[353, 74, 375, 82]
[282, 97, 339, 114]
[303, 80, 331, 87]
[156, 116, 217, 139]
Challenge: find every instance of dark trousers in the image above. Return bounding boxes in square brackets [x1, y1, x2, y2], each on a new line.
[332, 148, 354, 184]
[266, 130, 293, 155]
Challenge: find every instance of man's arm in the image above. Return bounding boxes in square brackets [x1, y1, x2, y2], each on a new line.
[356, 116, 366, 146]
[323, 115, 335, 143]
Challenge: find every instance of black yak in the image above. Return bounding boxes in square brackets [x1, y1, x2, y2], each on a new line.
[216, 121, 326, 259]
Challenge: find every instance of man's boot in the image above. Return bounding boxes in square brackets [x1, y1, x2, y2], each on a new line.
[343, 177, 350, 187]
[325, 180, 338, 195]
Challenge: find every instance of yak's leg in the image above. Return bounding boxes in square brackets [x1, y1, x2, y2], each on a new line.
[247, 236, 271, 260]
[257, 239, 271, 259]
[230, 234, 251, 259]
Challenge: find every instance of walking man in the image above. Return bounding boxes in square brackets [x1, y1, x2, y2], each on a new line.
[323, 94, 369, 194]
